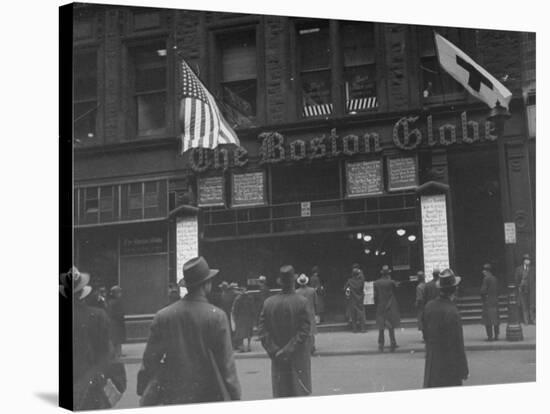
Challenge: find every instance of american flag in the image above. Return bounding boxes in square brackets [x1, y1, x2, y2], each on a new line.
[179, 59, 240, 153]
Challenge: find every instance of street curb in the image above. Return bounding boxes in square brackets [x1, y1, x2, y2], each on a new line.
[120, 343, 535, 364]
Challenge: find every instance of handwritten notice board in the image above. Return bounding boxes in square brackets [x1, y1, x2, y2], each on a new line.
[346, 160, 383, 197]
[176, 216, 198, 284]
[388, 157, 418, 191]
[231, 171, 266, 207]
[421, 194, 449, 282]
[198, 176, 225, 207]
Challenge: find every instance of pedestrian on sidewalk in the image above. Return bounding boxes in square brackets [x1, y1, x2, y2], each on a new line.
[480, 263, 500, 341]
[422, 268, 469, 388]
[345, 264, 367, 333]
[309, 266, 325, 323]
[138, 257, 241, 405]
[107, 285, 126, 357]
[258, 265, 312, 398]
[374, 265, 400, 352]
[296, 273, 318, 354]
[232, 286, 255, 352]
[514, 253, 536, 325]
[424, 268, 441, 304]
[415, 271, 427, 342]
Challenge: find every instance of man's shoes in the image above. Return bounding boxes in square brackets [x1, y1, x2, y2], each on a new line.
[485, 338, 493, 342]
[378, 345, 384, 352]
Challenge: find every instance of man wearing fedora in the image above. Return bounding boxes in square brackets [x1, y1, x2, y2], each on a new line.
[345, 265, 367, 333]
[258, 265, 312, 397]
[422, 269, 469, 388]
[296, 273, 318, 354]
[374, 265, 400, 352]
[514, 253, 536, 325]
[60, 267, 114, 410]
[232, 285, 256, 352]
[480, 264, 500, 341]
[139, 257, 241, 405]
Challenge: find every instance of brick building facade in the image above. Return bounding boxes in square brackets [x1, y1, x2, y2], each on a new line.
[70, 4, 535, 334]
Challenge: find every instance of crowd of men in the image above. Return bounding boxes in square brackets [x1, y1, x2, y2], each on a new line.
[62, 252, 535, 408]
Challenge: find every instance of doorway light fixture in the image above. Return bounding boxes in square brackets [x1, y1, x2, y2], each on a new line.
[356, 232, 363, 240]
[396, 228, 406, 236]
[363, 234, 372, 242]
[364, 249, 371, 255]
[408, 234, 417, 242]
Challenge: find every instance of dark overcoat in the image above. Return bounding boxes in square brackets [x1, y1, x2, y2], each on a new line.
[345, 274, 365, 310]
[422, 297, 469, 388]
[296, 286, 318, 335]
[374, 277, 400, 329]
[258, 292, 312, 397]
[480, 273, 499, 325]
[220, 289, 239, 325]
[232, 291, 256, 340]
[416, 282, 426, 331]
[514, 264, 536, 309]
[72, 300, 112, 410]
[309, 274, 325, 314]
[140, 293, 241, 405]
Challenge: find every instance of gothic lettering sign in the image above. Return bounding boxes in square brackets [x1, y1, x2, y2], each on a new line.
[346, 160, 383, 197]
[198, 176, 225, 207]
[421, 194, 450, 282]
[388, 157, 418, 191]
[188, 111, 499, 172]
[176, 216, 198, 284]
[231, 171, 266, 207]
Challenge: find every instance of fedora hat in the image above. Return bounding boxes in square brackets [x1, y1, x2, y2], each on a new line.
[435, 268, 461, 288]
[59, 266, 92, 300]
[180, 257, 219, 288]
[279, 265, 296, 281]
[297, 273, 309, 285]
[258, 275, 267, 282]
[482, 263, 492, 272]
[522, 253, 531, 261]
[380, 265, 392, 275]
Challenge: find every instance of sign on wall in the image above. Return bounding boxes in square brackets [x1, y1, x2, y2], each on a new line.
[421, 194, 449, 282]
[231, 171, 266, 207]
[387, 157, 418, 191]
[198, 176, 225, 207]
[504, 222, 517, 244]
[176, 216, 198, 285]
[301, 201, 311, 217]
[363, 281, 375, 305]
[346, 160, 383, 197]
[120, 234, 167, 256]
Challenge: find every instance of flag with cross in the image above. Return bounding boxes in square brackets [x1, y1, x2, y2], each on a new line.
[434, 32, 512, 109]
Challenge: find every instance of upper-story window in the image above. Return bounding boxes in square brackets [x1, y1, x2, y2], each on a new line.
[297, 21, 332, 118]
[418, 26, 464, 101]
[218, 30, 258, 128]
[73, 50, 98, 143]
[342, 22, 378, 113]
[130, 40, 167, 137]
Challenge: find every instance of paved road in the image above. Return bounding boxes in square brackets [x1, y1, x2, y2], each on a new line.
[116, 349, 535, 408]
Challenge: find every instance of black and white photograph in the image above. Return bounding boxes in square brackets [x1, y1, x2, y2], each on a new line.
[58, 0, 540, 410]
[3, 0, 545, 413]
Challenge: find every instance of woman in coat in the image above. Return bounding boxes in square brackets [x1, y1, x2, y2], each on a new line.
[296, 274, 318, 354]
[480, 263, 500, 341]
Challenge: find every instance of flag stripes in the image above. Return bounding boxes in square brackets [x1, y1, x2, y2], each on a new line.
[179, 59, 240, 153]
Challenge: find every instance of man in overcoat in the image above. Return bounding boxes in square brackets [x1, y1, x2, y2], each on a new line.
[422, 268, 469, 388]
[374, 265, 400, 352]
[296, 273, 318, 354]
[232, 286, 256, 352]
[107, 285, 126, 357]
[60, 267, 113, 410]
[344, 265, 367, 333]
[480, 263, 500, 341]
[139, 256, 241, 405]
[258, 265, 312, 398]
[415, 271, 427, 341]
[309, 266, 325, 323]
[514, 253, 536, 324]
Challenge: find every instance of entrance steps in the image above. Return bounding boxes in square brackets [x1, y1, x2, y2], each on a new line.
[456, 295, 508, 323]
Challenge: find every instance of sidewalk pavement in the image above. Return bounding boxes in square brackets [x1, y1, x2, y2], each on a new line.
[120, 324, 536, 364]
